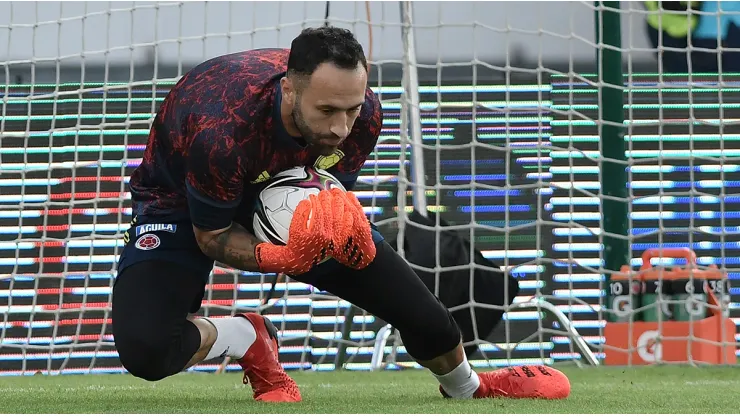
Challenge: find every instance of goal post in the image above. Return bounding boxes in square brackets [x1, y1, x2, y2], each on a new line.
[596, 1, 630, 287]
[2, 1, 740, 377]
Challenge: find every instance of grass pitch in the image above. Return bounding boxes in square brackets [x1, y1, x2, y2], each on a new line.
[1, 366, 738, 413]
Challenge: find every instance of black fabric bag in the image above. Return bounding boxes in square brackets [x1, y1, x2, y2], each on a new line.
[388, 210, 520, 356]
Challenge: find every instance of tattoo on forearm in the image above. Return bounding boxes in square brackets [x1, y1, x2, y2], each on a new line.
[201, 223, 261, 271]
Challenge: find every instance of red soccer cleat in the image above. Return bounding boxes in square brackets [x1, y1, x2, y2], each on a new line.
[237, 313, 302, 402]
[441, 365, 570, 400]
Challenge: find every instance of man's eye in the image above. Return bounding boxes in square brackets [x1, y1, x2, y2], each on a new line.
[321, 108, 334, 115]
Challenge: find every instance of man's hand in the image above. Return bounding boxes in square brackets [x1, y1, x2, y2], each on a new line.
[255, 191, 334, 275]
[328, 188, 376, 269]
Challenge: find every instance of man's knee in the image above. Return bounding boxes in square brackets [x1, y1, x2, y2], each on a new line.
[111, 260, 206, 381]
[114, 324, 175, 382]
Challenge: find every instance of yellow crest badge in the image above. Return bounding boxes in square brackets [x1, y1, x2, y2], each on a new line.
[314, 150, 345, 170]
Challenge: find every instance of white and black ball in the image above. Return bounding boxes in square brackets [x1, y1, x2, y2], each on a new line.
[252, 166, 345, 245]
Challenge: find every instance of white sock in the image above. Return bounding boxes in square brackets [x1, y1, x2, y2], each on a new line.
[435, 357, 481, 399]
[202, 316, 257, 361]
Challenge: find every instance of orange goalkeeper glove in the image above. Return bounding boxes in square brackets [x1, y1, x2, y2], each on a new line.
[255, 191, 334, 275]
[328, 187, 377, 270]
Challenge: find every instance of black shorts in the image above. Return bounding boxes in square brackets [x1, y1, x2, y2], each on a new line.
[117, 216, 214, 283]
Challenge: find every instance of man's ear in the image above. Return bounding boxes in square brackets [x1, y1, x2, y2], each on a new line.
[280, 76, 296, 106]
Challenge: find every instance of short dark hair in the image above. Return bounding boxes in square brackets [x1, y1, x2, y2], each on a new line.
[287, 26, 367, 79]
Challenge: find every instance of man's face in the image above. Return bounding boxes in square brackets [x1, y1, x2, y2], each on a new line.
[286, 62, 367, 156]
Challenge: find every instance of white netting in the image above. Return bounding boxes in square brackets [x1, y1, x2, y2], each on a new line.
[1, 1, 739, 376]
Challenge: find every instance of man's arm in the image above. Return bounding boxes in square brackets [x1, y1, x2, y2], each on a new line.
[186, 129, 264, 271]
[193, 222, 262, 271]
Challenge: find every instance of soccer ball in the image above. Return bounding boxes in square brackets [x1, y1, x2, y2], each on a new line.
[253, 166, 346, 245]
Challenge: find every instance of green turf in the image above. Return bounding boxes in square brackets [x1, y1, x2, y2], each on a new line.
[1, 366, 739, 413]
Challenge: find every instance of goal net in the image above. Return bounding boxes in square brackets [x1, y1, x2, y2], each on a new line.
[1, 1, 738, 376]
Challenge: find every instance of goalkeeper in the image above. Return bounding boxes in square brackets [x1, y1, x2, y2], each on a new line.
[113, 26, 571, 403]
